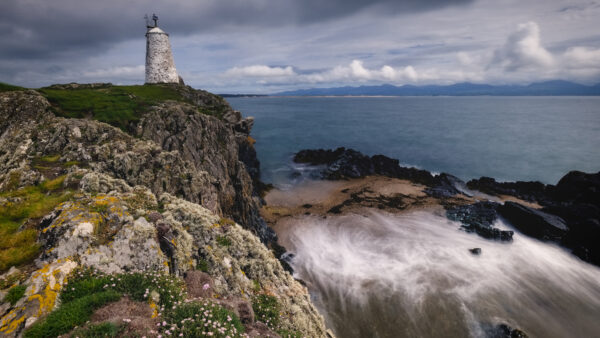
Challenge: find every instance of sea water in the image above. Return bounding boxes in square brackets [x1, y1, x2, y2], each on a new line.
[227, 96, 600, 185]
[274, 211, 600, 338]
[227, 96, 600, 337]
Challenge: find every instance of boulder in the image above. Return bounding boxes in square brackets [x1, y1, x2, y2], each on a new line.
[469, 248, 482, 255]
[553, 170, 600, 204]
[184, 270, 215, 299]
[482, 323, 528, 338]
[499, 202, 568, 241]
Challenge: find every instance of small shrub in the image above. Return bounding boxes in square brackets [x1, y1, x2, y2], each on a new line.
[38, 154, 60, 163]
[216, 235, 232, 247]
[3, 284, 27, 305]
[277, 329, 303, 338]
[252, 294, 280, 328]
[24, 291, 121, 338]
[70, 322, 123, 338]
[161, 300, 244, 337]
[196, 258, 209, 272]
[218, 217, 236, 227]
[252, 279, 261, 293]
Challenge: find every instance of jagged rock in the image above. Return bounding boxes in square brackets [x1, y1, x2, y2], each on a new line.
[294, 147, 462, 196]
[135, 100, 273, 242]
[0, 90, 273, 243]
[482, 323, 528, 338]
[447, 202, 513, 241]
[0, 88, 328, 337]
[499, 202, 568, 241]
[466, 176, 551, 204]
[553, 170, 600, 204]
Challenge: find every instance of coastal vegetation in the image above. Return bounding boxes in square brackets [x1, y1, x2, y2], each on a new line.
[0, 83, 25, 93]
[0, 176, 73, 272]
[39, 84, 190, 130]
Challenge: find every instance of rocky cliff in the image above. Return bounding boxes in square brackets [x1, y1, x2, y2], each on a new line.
[0, 86, 329, 337]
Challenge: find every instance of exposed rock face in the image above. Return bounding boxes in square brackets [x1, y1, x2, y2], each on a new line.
[0, 88, 328, 337]
[0, 172, 328, 336]
[499, 202, 568, 241]
[136, 101, 273, 242]
[0, 89, 272, 243]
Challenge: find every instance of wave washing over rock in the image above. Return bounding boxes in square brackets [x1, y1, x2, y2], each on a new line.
[263, 147, 600, 337]
[277, 211, 600, 338]
[0, 86, 329, 337]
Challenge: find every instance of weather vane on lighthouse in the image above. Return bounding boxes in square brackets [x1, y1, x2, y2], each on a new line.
[145, 13, 159, 28]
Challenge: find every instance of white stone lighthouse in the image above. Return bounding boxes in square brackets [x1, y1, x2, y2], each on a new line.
[145, 14, 179, 84]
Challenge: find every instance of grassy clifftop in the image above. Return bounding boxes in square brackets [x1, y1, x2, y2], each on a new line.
[1, 82, 232, 130]
[40, 84, 188, 130]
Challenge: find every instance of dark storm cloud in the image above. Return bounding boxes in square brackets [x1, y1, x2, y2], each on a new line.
[0, 0, 473, 60]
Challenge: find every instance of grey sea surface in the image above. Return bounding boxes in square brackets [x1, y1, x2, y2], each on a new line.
[227, 96, 600, 185]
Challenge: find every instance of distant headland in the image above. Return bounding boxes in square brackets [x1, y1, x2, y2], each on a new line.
[273, 80, 600, 96]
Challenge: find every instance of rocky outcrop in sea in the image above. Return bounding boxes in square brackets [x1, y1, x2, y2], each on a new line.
[293, 147, 600, 267]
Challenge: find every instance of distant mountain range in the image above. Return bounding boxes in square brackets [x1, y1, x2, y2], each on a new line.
[273, 80, 600, 96]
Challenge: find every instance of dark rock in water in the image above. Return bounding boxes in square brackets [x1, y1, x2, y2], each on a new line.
[469, 247, 482, 255]
[499, 202, 568, 241]
[271, 241, 294, 274]
[466, 176, 551, 204]
[425, 173, 464, 198]
[482, 323, 528, 338]
[447, 202, 513, 241]
[553, 170, 600, 204]
[294, 147, 464, 196]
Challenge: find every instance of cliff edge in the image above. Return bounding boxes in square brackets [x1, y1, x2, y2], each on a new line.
[0, 86, 329, 337]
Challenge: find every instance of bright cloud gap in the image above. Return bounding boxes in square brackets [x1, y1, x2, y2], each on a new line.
[221, 21, 600, 90]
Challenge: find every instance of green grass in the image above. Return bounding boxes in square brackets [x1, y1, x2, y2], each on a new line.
[60, 268, 185, 309]
[162, 300, 244, 337]
[0, 176, 72, 272]
[38, 84, 190, 130]
[0, 82, 26, 93]
[196, 258, 209, 272]
[3, 284, 27, 305]
[70, 322, 123, 338]
[24, 291, 121, 338]
[252, 294, 280, 328]
[216, 235, 232, 247]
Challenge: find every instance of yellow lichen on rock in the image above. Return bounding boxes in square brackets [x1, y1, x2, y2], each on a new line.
[0, 260, 76, 335]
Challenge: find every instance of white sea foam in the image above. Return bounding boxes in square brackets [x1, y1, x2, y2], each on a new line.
[279, 211, 600, 338]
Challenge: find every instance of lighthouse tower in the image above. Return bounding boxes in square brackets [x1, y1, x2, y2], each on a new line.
[145, 14, 179, 84]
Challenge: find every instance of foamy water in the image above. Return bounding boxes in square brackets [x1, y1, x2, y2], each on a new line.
[276, 211, 600, 338]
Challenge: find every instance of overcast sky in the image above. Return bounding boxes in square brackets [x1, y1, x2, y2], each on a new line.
[1, 0, 599, 93]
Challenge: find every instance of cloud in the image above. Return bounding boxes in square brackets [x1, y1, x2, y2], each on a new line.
[0, 0, 472, 61]
[219, 20, 600, 91]
[222, 59, 476, 86]
[562, 47, 600, 68]
[490, 22, 554, 71]
[225, 65, 295, 77]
